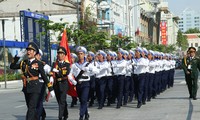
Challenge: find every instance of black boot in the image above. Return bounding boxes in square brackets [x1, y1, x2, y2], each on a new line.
[84, 113, 89, 120]
[79, 116, 83, 120]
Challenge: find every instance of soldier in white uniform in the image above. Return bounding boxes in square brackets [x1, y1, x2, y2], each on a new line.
[111, 51, 118, 104]
[105, 50, 114, 106]
[128, 50, 135, 102]
[147, 50, 156, 102]
[69, 46, 98, 120]
[123, 50, 132, 105]
[87, 51, 96, 107]
[113, 48, 127, 109]
[95, 50, 109, 109]
[169, 54, 176, 88]
[141, 48, 149, 105]
[133, 47, 148, 108]
[70, 53, 78, 108]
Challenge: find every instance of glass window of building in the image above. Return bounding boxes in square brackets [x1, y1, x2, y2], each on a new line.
[195, 43, 198, 47]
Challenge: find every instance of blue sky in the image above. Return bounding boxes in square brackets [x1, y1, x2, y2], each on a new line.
[166, 0, 200, 15]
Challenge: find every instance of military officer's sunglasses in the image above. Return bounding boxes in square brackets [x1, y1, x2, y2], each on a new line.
[189, 51, 196, 53]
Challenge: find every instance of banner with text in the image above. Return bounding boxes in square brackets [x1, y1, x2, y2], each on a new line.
[160, 21, 167, 45]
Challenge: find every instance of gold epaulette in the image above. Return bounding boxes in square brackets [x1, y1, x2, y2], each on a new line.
[184, 57, 187, 66]
[49, 71, 54, 76]
[20, 60, 24, 70]
[47, 82, 52, 87]
[64, 59, 69, 63]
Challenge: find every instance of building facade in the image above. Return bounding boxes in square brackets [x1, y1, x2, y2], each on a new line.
[178, 8, 200, 32]
[184, 33, 200, 51]
[159, 1, 179, 45]
[0, 0, 78, 42]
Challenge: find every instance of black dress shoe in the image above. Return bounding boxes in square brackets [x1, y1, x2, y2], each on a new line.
[89, 102, 93, 107]
[98, 106, 102, 109]
[84, 113, 89, 120]
[107, 102, 111, 106]
[189, 96, 193, 99]
[147, 99, 151, 102]
[63, 117, 68, 120]
[79, 117, 83, 120]
[142, 102, 146, 105]
[137, 103, 142, 108]
[193, 97, 197, 100]
[123, 102, 127, 105]
[116, 105, 120, 109]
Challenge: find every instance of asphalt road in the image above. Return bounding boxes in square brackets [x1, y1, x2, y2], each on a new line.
[0, 70, 200, 120]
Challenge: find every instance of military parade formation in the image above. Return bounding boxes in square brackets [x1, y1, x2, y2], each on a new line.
[10, 42, 176, 120]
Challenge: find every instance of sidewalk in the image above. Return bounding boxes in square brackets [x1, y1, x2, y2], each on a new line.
[0, 80, 22, 92]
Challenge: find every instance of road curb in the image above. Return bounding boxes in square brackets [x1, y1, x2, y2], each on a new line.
[0, 80, 21, 85]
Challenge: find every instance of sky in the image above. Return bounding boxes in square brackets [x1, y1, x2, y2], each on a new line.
[166, 0, 200, 15]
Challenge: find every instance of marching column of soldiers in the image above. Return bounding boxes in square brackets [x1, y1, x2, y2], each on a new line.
[10, 42, 176, 120]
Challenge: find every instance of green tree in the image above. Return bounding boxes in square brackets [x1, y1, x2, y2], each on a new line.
[185, 28, 200, 34]
[36, 7, 110, 52]
[176, 30, 188, 51]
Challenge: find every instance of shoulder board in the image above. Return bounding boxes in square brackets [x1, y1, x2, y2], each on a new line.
[64, 60, 70, 63]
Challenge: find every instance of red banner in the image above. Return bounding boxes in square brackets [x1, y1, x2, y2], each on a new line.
[160, 21, 167, 45]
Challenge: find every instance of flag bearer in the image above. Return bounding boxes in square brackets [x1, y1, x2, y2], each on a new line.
[51, 46, 71, 120]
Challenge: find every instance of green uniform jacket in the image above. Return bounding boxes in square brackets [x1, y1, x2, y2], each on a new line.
[182, 56, 200, 79]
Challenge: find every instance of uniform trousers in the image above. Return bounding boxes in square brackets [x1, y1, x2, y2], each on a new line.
[37, 82, 46, 119]
[157, 71, 162, 94]
[134, 73, 145, 104]
[129, 75, 135, 102]
[24, 92, 40, 120]
[162, 71, 167, 91]
[169, 69, 175, 87]
[142, 73, 149, 103]
[96, 77, 107, 108]
[106, 76, 113, 104]
[148, 73, 154, 100]
[111, 75, 118, 103]
[124, 76, 131, 104]
[116, 75, 125, 107]
[89, 75, 96, 104]
[186, 74, 198, 98]
[54, 80, 68, 119]
[76, 81, 90, 118]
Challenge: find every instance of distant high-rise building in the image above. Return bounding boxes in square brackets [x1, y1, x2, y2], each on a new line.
[178, 8, 200, 32]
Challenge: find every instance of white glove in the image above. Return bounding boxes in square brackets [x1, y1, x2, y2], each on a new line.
[50, 90, 55, 98]
[132, 62, 136, 66]
[68, 74, 77, 85]
[81, 67, 89, 71]
[71, 79, 77, 85]
[96, 65, 100, 69]
[17, 49, 26, 57]
[53, 68, 59, 73]
[49, 76, 54, 84]
[112, 64, 117, 67]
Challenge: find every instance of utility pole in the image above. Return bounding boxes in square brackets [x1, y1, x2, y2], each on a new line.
[77, 0, 80, 46]
[2, 19, 7, 88]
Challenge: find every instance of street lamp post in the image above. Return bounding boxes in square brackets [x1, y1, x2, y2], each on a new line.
[77, 0, 80, 46]
[1, 19, 7, 88]
[128, 2, 145, 39]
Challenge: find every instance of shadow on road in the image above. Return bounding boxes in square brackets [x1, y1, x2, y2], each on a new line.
[186, 99, 193, 120]
[12, 115, 25, 120]
[154, 97, 190, 100]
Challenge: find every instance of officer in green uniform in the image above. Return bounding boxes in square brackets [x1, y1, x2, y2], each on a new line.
[50, 46, 71, 120]
[182, 50, 191, 98]
[182, 47, 200, 100]
[10, 42, 55, 120]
